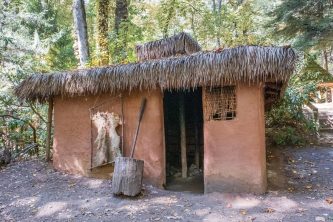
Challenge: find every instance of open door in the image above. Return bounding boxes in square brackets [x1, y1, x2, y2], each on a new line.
[163, 88, 204, 193]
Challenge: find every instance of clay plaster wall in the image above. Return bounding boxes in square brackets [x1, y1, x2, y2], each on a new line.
[203, 84, 266, 193]
[53, 89, 165, 187]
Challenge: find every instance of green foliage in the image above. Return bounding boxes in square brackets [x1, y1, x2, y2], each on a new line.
[0, 0, 74, 155]
[266, 0, 333, 145]
[265, 55, 330, 146]
[1, 0, 331, 152]
[266, 86, 317, 146]
[267, 0, 333, 51]
[109, 4, 144, 63]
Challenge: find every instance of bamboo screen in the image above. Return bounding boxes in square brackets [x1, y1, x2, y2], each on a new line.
[204, 86, 237, 121]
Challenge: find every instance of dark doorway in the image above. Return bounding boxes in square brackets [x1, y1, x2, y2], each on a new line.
[163, 88, 204, 193]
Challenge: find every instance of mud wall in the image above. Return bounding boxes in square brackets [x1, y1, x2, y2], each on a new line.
[203, 83, 266, 193]
[53, 89, 165, 187]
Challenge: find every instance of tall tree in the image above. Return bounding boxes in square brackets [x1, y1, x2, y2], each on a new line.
[115, 0, 129, 33]
[212, 0, 223, 48]
[158, 0, 177, 38]
[73, 0, 90, 67]
[96, 0, 110, 65]
[113, 0, 129, 62]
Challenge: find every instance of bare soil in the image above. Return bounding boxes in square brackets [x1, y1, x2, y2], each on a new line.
[0, 146, 333, 222]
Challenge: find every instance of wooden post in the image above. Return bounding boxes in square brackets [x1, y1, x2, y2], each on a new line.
[194, 97, 200, 168]
[121, 95, 124, 155]
[179, 94, 187, 178]
[46, 98, 53, 162]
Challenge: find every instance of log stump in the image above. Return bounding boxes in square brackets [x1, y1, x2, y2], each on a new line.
[112, 157, 144, 196]
[0, 149, 11, 167]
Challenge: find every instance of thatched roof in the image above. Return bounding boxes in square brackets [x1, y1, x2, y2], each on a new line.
[136, 32, 201, 61]
[15, 46, 297, 103]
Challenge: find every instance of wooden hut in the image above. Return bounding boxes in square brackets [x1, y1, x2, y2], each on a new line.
[15, 34, 297, 193]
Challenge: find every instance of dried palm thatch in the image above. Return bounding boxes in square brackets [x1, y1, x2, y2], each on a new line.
[136, 32, 201, 61]
[15, 46, 297, 103]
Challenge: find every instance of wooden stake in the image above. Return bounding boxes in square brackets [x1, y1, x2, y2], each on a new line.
[194, 97, 200, 168]
[130, 98, 147, 158]
[90, 110, 93, 170]
[121, 94, 124, 155]
[46, 98, 53, 162]
[179, 94, 187, 178]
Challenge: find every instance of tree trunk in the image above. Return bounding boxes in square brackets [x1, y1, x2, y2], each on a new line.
[323, 49, 329, 71]
[97, 0, 110, 65]
[73, 0, 90, 67]
[114, 0, 129, 62]
[162, 0, 176, 38]
[115, 0, 128, 33]
[0, 148, 11, 167]
[45, 98, 53, 162]
[112, 157, 144, 196]
[179, 94, 187, 178]
[212, 0, 223, 48]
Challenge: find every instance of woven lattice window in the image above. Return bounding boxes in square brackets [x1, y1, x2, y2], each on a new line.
[204, 86, 236, 121]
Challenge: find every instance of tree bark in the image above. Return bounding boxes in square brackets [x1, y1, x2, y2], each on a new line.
[323, 49, 329, 71]
[115, 0, 128, 33]
[73, 0, 90, 67]
[179, 94, 187, 178]
[97, 0, 110, 65]
[114, 0, 129, 62]
[212, 0, 223, 48]
[45, 98, 53, 162]
[0, 148, 11, 167]
[163, 0, 176, 38]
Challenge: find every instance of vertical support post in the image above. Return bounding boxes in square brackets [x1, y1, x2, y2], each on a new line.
[194, 97, 200, 168]
[121, 94, 125, 155]
[90, 109, 93, 170]
[46, 97, 54, 162]
[179, 93, 187, 178]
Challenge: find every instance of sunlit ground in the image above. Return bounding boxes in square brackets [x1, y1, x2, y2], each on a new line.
[0, 146, 332, 222]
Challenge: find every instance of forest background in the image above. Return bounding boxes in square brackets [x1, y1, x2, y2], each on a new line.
[0, 0, 332, 158]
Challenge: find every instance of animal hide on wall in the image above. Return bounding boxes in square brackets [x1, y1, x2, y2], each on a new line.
[92, 112, 122, 167]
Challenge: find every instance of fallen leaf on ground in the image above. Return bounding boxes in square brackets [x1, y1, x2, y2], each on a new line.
[239, 209, 247, 215]
[264, 208, 275, 213]
[288, 187, 295, 192]
[297, 208, 307, 213]
[68, 182, 76, 188]
[325, 197, 333, 204]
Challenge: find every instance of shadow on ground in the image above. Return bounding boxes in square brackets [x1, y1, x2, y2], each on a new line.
[0, 146, 332, 222]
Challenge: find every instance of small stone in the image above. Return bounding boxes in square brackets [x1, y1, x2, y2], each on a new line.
[315, 216, 325, 221]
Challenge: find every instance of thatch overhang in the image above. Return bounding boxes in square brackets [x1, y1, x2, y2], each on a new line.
[136, 32, 202, 61]
[15, 46, 297, 104]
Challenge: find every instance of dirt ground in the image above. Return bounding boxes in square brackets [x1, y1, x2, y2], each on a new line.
[0, 146, 333, 222]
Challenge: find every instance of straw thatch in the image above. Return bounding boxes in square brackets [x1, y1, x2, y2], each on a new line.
[15, 46, 297, 103]
[136, 32, 201, 61]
